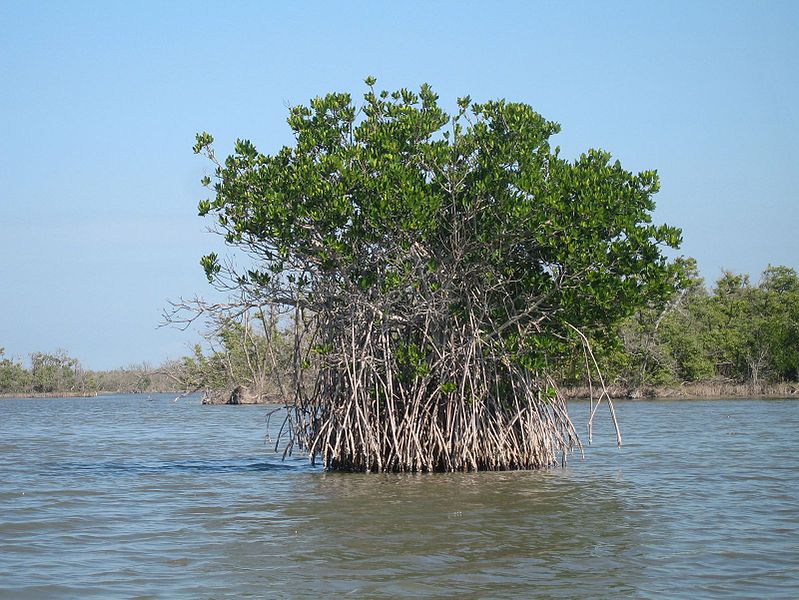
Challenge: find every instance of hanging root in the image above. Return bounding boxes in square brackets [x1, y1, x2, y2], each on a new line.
[565, 322, 622, 448]
[268, 242, 621, 473]
[273, 301, 623, 473]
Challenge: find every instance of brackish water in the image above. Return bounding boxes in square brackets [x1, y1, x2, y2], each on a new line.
[1, 395, 798, 598]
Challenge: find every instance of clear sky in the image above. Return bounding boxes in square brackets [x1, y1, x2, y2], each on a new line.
[1, 1, 797, 369]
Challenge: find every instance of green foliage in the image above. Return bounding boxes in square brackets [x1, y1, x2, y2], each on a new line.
[29, 350, 78, 393]
[196, 79, 682, 371]
[606, 262, 799, 388]
[0, 348, 30, 393]
[652, 257, 715, 383]
[164, 313, 294, 400]
[189, 80, 692, 469]
[0, 348, 185, 396]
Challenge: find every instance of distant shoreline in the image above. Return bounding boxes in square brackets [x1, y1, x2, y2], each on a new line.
[0, 391, 103, 399]
[563, 381, 798, 400]
[0, 390, 181, 399]
[2, 382, 797, 401]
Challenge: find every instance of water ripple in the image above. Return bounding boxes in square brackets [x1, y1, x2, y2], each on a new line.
[1, 395, 798, 598]
[47, 458, 306, 475]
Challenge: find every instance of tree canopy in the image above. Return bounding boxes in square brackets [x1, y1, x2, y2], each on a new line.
[192, 79, 682, 471]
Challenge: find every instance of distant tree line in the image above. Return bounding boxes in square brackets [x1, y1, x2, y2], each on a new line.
[0, 308, 294, 400]
[565, 260, 799, 392]
[164, 260, 798, 402]
[3, 261, 796, 398]
[0, 348, 178, 396]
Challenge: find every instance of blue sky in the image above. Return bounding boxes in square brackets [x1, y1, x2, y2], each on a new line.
[1, 1, 797, 369]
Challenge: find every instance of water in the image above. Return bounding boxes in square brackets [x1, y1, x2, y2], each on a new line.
[1, 395, 798, 598]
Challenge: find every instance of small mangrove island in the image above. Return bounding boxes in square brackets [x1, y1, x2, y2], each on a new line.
[166, 79, 798, 472]
[6, 82, 797, 474]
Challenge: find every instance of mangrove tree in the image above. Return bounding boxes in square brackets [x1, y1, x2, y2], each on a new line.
[190, 79, 682, 471]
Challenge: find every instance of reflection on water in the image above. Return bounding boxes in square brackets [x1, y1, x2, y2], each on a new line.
[1, 395, 798, 598]
[274, 470, 645, 597]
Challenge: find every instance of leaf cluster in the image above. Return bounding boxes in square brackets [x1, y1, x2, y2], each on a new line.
[194, 79, 682, 366]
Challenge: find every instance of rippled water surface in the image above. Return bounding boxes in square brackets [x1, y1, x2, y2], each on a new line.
[1, 395, 798, 598]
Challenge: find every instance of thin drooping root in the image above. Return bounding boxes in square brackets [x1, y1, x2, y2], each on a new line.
[565, 322, 622, 447]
